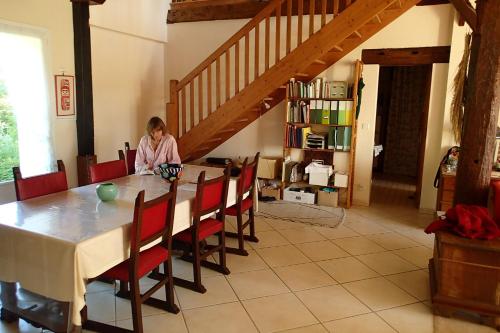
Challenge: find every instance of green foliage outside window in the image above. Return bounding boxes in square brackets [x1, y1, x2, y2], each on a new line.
[0, 80, 19, 182]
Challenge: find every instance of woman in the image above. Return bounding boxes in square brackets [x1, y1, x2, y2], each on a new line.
[135, 117, 181, 174]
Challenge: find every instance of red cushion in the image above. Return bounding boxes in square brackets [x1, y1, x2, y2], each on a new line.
[126, 149, 137, 175]
[134, 201, 169, 244]
[174, 218, 223, 243]
[200, 181, 224, 212]
[90, 160, 127, 184]
[226, 197, 253, 216]
[101, 245, 169, 282]
[242, 165, 255, 193]
[16, 171, 68, 201]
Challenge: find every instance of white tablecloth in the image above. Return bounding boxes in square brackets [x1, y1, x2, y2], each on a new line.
[0, 165, 237, 326]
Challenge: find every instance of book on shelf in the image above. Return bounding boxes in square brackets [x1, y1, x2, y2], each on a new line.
[288, 78, 353, 99]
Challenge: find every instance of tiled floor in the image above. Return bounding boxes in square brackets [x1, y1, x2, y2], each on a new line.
[1, 178, 497, 332]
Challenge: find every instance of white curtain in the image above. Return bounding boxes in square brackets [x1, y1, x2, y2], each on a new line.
[0, 20, 55, 177]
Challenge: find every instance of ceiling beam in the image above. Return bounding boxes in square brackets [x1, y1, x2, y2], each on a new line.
[449, 0, 477, 30]
[362, 46, 451, 66]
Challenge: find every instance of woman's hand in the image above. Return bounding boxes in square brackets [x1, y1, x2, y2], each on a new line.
[147, 161, 154, 170]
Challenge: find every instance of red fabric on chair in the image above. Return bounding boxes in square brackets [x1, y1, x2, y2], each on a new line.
[226, 197, 253, 216]
[89, 159, 127, 184]
[16, 171, 68, 201]
[101, 246, 169, 281]
[200, 181, 224, 211]
[134, 201, 169, 244]
[425, 204, 500, 240]
[242, 164, 255, 193]
[174, 218, 223, 243]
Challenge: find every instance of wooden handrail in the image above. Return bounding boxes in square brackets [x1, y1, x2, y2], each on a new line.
[176, 0, 285, 90]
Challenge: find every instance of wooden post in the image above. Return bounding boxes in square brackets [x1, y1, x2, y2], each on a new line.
[167, 80, 179, 139]
[454, 0, 500, 206]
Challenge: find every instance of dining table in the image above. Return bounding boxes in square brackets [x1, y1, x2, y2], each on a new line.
[0, 164, 239, 331]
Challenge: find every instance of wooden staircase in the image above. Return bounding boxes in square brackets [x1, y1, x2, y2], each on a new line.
[167, 0, 422, 162]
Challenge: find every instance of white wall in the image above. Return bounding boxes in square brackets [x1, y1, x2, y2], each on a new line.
[0, 0, 77, 201]
[167, 4, 456, 209]
[90, 0, 168, 163]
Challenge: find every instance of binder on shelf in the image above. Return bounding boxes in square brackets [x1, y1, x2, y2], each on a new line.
[330, 101, 339, 125]
[321, 101, 331, 125]
[343, 127, 352, 151]
[328, 127, 336, 149]
[338, 101, 347, 125]
[345, 101, 354, 125]
[336, 127, 345, 150]
[302, 127, 312, 148]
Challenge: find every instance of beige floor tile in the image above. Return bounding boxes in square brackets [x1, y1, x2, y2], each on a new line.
[256, 244, 311, 267]
[172, 256, 221, 280]
[242, 293, 318, 332]
[392, 246, 433, 269]
[312, 225, 359, 239]
[343, 277, 418, 311]
[386, 270, 430, 301]
[267, 219, 305, 230]
[214, 249, 269, 273]
[356, 252, 419, 275]
[86, 280, 115, 294]
[278, 227, 327, 244]
[253, 216, 277, 232]
[366, 232, 419, 250]
[433, 315, 499, 333]
[295, 240, 350, 261]
[0, 320, 48, 333]
[227, 215, 274, 233]
[295, 285, 370, 322]
[323, 313, 397, 333]
[332, 237, 386, 255]
[279, 324, 329, 332]
[227, 268, 289, 299]
[247, 230, 290, 249]
[343, 220, 389, 235]
[317, 257, 379, 283]
[85, 291, 117, 322]
[273, 263, 337, 291]
[397, 230, 435, 248]
[116, 312, 188, 333]
[377, 303, 433, 333]
[183, 302, 258, 333]
[175, 275, 238, 310]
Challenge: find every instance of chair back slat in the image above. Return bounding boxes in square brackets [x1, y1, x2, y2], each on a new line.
[194, 166, 231, 219]
[13, 160, 68, 201]
[89, 159, 127, 184]
[131, 181, 178, 254]
[125, 142, 137, 175]
[238, 152, 260, 198]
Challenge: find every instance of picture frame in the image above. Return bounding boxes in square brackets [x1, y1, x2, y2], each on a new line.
[54, 75, 75, 116]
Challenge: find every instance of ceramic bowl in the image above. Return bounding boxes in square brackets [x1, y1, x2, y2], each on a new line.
[159, 164, 183, 182]
[96, 182, 118, 201]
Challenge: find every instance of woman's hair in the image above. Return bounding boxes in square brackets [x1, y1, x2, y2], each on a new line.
[146, 117, 166, 136]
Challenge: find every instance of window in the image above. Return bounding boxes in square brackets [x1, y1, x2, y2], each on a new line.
[0, 20, 55, 182]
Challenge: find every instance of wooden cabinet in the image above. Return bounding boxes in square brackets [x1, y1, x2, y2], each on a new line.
[436, 166, 456, 212]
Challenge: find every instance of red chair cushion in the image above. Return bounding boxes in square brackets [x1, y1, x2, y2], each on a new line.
[200, 181, 224, 212]
[226, 197, 253, 216]
[90, 160, 127, 184]
[126, 149, 137, 175]
[134, 201, 169, 244]
[101, 245, 169, 282]
[242, 165, 255, 193]
[174, 218, 223, 243]
[16, 171, 68, 201]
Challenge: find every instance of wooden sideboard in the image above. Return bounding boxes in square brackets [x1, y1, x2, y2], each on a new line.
[436, 166, 500, 211]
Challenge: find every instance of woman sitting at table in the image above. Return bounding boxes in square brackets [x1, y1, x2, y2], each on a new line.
[135, 116, 181, 174]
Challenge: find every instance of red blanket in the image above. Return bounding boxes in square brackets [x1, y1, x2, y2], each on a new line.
[425, 204, 500, 240]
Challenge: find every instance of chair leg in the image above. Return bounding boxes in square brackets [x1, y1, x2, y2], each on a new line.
[192, 240, 205, 293]
[130, 279, 143, 333]
[226, 211, 249, 256]
[163, 260, 180, 314]
[218, 230, 230, 275]
[247, 206, 259, 243]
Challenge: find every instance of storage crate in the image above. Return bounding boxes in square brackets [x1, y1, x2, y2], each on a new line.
[257, 157, 282, 179]
[318, 188, 338, 207]
[283, 187, 316, 204]
[305, 163, 333, 186]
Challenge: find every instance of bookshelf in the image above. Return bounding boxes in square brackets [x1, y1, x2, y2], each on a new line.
[281, 60, 363, 208]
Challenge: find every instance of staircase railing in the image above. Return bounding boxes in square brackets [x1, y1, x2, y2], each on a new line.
[167, 0, 357, 139]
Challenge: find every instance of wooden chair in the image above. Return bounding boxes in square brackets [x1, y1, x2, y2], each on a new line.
[84, 183, 180, 333]
[13, 160, 68, 201]
[225, 152, 260, 256]
[173, 167, 231, 293]
[118, 142, 137, 175]
[88, 159, 127, 184]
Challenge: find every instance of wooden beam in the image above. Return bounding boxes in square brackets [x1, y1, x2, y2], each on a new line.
[455, 0, 500, 206]
[449, 0, 477, 30]
[417, 0, 449, 5]
[362, 46, 451, 65]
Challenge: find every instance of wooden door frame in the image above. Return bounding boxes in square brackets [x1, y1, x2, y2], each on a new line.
[362, 46, 450, 208]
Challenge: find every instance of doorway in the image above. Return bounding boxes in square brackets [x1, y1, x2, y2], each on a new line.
[371, 65, 433, 208]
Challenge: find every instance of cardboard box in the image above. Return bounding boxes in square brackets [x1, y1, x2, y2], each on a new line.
[257, 157, 282, 179]
[261, 186, 281, 200]
[318, 189, 338, 207]
[305, 162, 333, 186]
[283, 187, 316, 204]
[333, 172, 348, 188]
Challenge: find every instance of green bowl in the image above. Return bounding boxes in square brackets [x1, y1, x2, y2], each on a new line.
[96, 182, 118, 201]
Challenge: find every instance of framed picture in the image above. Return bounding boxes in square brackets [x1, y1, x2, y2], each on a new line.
[54, 75, 75, 116]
